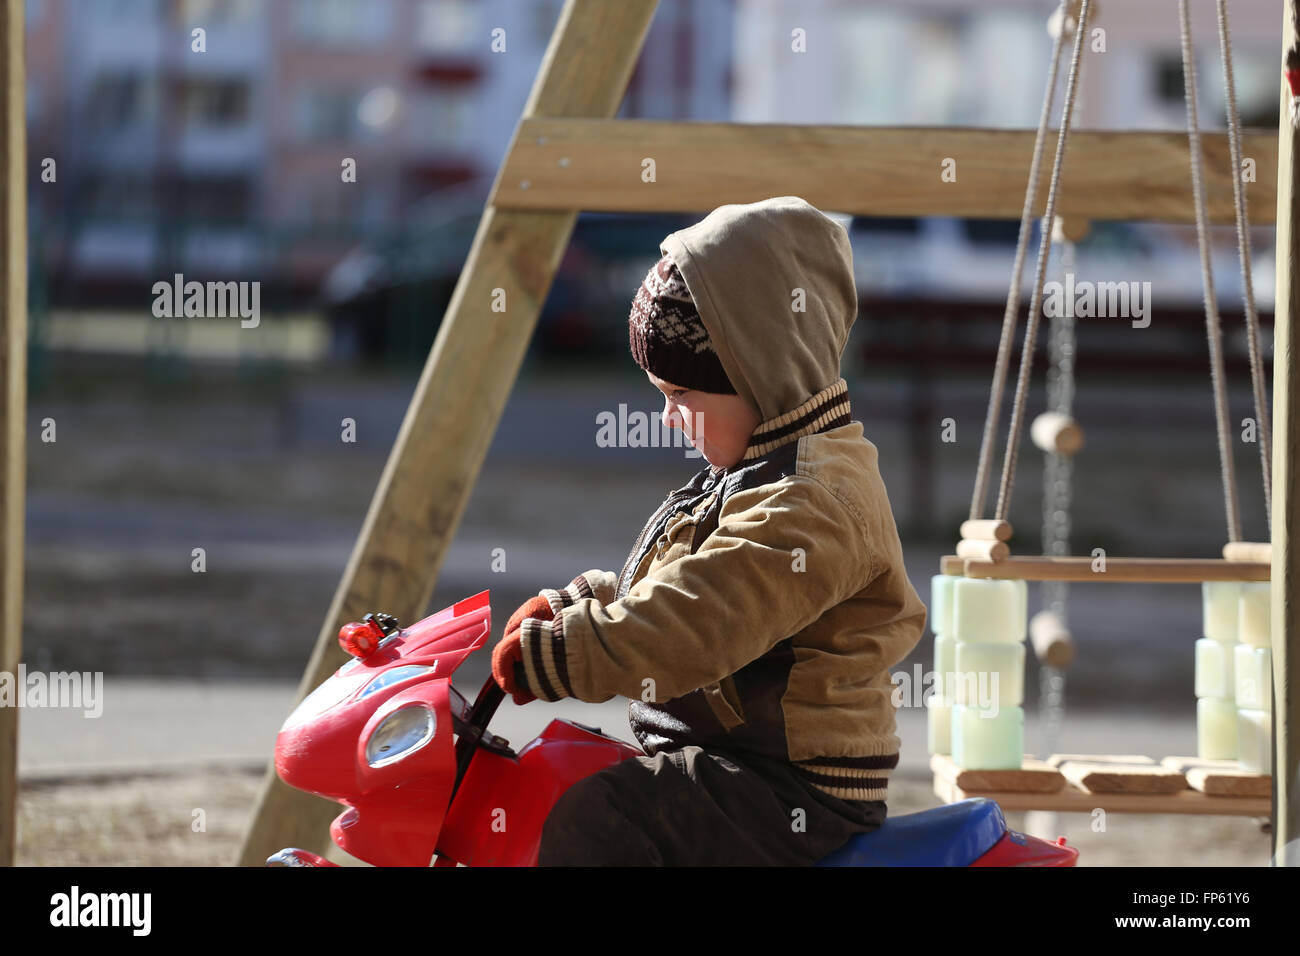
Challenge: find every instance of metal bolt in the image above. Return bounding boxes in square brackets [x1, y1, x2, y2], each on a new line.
[558, 156, 570, 167]
[520, 180, 531, 190]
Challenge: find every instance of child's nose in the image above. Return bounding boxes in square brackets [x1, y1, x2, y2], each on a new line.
[662, 398, 682, 430]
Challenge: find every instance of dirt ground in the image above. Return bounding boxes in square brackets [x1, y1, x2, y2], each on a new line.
[15, 766, 1274, 867]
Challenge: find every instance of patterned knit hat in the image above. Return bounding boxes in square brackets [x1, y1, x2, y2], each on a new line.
[628, 253, 737, 394]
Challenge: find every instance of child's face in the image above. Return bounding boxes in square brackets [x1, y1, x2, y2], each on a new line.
[645, 370, 761, 469]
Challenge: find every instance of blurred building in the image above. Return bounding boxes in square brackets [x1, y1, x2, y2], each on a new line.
[23, 0, 1289, 325]
[733, 0, 1281, 129]
[25, 0, 733, 300]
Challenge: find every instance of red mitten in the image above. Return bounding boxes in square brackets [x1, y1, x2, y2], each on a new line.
[492, 596, 556, 705]
[505, 595, 554, 635]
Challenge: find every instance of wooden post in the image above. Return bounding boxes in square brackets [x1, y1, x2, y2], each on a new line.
[0, 0, 24, 868]
[1272, 0, 1300, 866]
[236, 0, 660, 866]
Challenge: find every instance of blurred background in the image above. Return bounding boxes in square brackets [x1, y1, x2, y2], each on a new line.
[16, 0, 1284, 865]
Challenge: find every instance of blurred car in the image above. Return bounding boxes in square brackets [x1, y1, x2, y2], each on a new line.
[321, 183, 695, 361]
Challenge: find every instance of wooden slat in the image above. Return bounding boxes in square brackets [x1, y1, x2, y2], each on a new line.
[236, 0, 661, 867]
[0, 0, 25, 869]
[940, 555, 1272, 582]
[492, 120, 1278, 225]
[1057, 761, 1187, 795]
[930, 754, 1064, 794]
[933, 774, 1270, 816]
[1271, 1, 1299, 860]
[1161, 756, 1271, 797]
[1046, 754, 1155, 768]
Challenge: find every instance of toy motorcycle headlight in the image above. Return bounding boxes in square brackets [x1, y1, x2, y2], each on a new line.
[358, 664, 435, 700]
[365, 704, 435, 768]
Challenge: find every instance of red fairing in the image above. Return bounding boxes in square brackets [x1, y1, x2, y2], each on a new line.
[970, 829, 1079, 867]
[274, 591, 491, 867]
[438, 719, 642, 867]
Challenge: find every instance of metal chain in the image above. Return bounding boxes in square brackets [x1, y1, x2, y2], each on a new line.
[1035, 233, 1078, 839]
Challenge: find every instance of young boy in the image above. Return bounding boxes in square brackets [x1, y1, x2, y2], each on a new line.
[492, 195, 927, 866]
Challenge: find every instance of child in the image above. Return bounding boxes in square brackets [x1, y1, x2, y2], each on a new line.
[492, 195, 927, 866]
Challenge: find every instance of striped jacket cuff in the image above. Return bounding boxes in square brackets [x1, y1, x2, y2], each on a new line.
[518, 613, 573, 702]
[791, 752, 898, 802]
[539, 573, 598, 617]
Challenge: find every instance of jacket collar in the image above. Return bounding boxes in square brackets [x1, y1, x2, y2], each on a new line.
[740, 378, 851, 462]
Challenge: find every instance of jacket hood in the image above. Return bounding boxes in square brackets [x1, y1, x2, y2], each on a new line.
[658, 196, 858, 423]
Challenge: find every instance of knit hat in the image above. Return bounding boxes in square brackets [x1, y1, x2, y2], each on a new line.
[628, 253, 737, 394]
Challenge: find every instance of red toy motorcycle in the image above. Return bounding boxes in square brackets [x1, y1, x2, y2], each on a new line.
[269, 591, 1078, 867]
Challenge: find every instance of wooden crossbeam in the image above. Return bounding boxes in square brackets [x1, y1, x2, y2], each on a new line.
[940, 555, 1272, 582]
[493, 120, 1278, 224]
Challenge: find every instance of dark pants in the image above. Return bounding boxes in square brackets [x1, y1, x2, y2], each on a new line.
[538, 745, 887, 866]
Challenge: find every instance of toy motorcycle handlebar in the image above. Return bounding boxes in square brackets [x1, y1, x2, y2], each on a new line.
[449, 671, 511, 796]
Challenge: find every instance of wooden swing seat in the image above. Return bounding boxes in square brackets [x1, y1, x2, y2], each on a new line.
[940, 554, 1271, 582]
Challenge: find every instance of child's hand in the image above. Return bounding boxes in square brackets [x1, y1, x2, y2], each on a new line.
[491, 596, 555, 705]
[504, 595, 554, 637]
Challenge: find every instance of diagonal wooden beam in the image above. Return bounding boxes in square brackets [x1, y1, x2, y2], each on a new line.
[0, 0, 24, 869]
[236, 0, 661, 867]
[492, 119, 1278, 224]
[1271, 0, 1299, 866]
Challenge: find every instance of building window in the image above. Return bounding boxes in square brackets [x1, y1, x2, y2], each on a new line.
[87, 74, 155, 131]
[297, 180, 360, 226]
[1153, 54, 1186, 105]
[180, 79, 250, 127]
[292, 0, 392, 45]
[181, 178, 252, 221]
[416, 0, 480, 53]
[89, 0, 159, 20]
[177, 0, 257, 23]
[296, 88, 374, 142]
[407, 88, 473, 151]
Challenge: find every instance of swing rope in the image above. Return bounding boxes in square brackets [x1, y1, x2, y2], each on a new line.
[969, 0, 1073, 522]
[1215, 0, 1273, 524]
[971, 0, 1271, 546]
[991, 0, 1091, 522]
[1180, 0, 1242, 544]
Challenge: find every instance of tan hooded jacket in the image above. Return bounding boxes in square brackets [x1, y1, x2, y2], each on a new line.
[516, 196, 927, 802]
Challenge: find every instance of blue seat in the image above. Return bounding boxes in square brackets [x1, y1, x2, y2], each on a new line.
[815, 798, 1007, 867]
